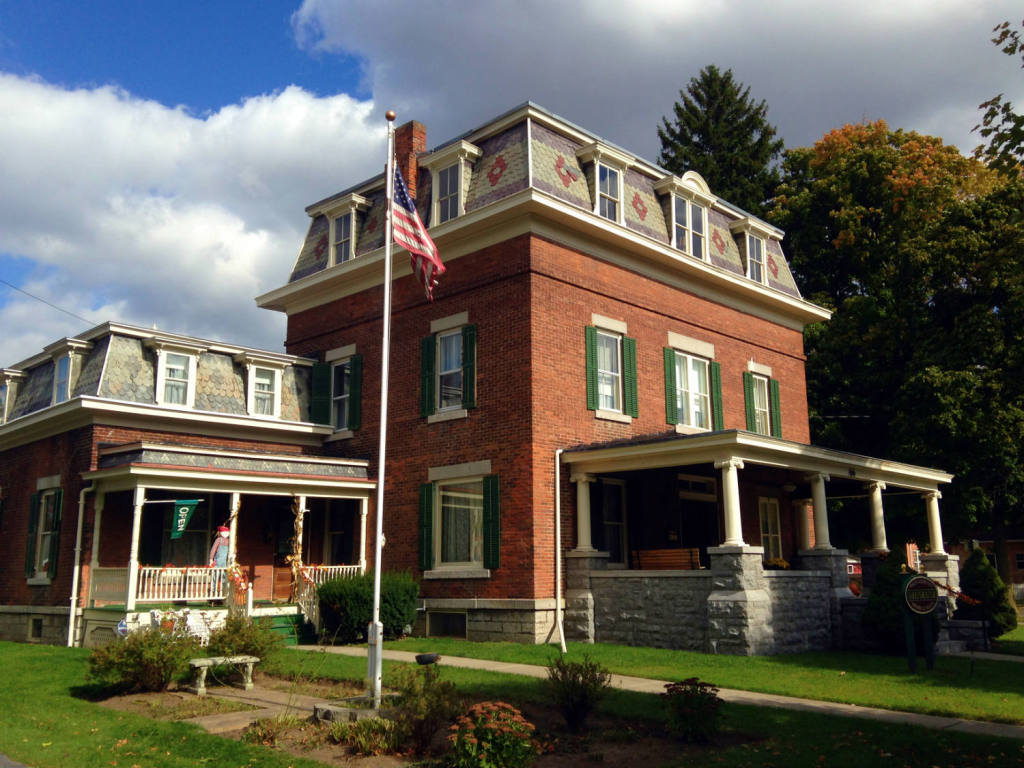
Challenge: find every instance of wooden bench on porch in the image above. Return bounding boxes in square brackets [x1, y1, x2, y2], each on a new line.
[631, 548, 703, 570]
[189, 655, 260, 696]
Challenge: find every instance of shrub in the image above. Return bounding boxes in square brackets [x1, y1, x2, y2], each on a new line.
[88, 624, 200, 693]
[955, 548, 1018, 638]
[242, 713, 306, 747]
[318, 571, 418, 644]
[448, 701, 540, 768]
[662, 678, 721, 743]
[329, 717, 404, 755]
[206, 613, 283, 659]
[544, 653, 611, 733]
[389, 662, 461, 755]
[862, 547, 938, 654]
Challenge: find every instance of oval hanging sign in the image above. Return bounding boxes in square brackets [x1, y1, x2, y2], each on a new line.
[904, 575, 939, 615]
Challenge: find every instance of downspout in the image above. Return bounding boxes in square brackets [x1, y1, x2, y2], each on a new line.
[554, 449, 567, 653]
[67, 481, 96, 647]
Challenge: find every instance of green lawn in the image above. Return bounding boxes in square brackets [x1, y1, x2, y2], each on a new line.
[3, 640, 1023, 768]
[384, 637, 1024, 724]
[991, 624, 1024, 656]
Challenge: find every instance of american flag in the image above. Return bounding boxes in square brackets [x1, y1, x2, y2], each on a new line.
[392, 167, 444, 300]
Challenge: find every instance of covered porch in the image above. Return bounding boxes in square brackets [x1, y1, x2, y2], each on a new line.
[77, 443, 375, 626]
[560, 430, 955, 654]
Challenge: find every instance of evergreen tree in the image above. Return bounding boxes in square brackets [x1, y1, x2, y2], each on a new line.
[657, 65, 784, 216]
[955, 549, 1018, 638]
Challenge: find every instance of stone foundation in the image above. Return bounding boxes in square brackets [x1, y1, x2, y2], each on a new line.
[0, 606, 69, 645]
[416, 598, 559, 644]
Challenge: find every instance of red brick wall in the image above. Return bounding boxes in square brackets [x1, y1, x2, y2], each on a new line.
[283, 232, 812, 601]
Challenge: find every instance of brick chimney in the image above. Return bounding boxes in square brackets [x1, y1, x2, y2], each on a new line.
[394, 120, 427, 201]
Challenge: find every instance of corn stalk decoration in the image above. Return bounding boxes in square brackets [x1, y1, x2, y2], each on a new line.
[286, 496, 304, 602]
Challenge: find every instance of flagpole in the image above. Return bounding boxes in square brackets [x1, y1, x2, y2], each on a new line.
[367, 110, 397, 708]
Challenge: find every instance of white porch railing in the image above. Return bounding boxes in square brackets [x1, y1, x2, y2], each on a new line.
[89, 567, 130, 605]
[296, 564, 362, 633]
[136, 566, 228, 603]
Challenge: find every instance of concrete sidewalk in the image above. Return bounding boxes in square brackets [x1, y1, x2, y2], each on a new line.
[291, 644, 1024, 742]
[183, 684, 329, 733]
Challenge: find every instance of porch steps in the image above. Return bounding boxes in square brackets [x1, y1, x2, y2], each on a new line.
[267, 613, 315, 646]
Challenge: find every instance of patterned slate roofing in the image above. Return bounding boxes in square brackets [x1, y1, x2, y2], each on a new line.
[623, 168, 669, 244]
[72, 336, 108, 397]
[99, 336, 156, 403]
[98, 446, 368, 480]
[465, 123, 529, 213]
[194, 352, 246, 415]
[9, 363, 52, 418]
[530, 122, 590, 210]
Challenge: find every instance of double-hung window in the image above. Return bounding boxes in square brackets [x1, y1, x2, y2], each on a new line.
[673, 197, 706, 259]
[598, 165, 620, 222]
[164, 353, 190, 405]
[333, 213, 353, 263]
[419, 467, 500, 575]
[746, 234, 765, 284]
[421, 315, 476, 420]
[673, 352, 710, 428]
[253, 368, 276, 415]
[743, 367, 782, 437]
[25, 484, 63, 582]
[149, 341, 204, 408]
[311, 348, 362, 434]
[663, 334, 721, 431]
[585, 319, 637, 420]
[759, 497, 783, 561]
[438, 165, 460, 224]
[53, 356, 71, 404]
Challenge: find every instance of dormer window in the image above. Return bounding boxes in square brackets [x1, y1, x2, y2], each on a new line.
[149, 338, 205, 408]
[746, 234, 765, 283]
[438, 165, 460, 223]
[53, 355, 71, 404]
[577, 143, 633, 226]
[598, 165, 620, 222]
[333, 213, 353, 263]
[655, 172, 715, 260]
[0, 383, 6, 424]
[234, 351, 289, 418]
[420, 140, 482, 226]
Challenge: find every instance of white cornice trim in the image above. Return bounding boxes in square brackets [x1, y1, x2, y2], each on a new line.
[257, 188, 830, 330]
[419, 139, 483, 170]
[560, 431, 953, 491]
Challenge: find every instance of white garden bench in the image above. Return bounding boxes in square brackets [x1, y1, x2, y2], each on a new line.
[189, 655, 260, 696]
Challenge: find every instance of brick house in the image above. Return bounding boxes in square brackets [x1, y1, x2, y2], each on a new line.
[1, 103, 958, 652]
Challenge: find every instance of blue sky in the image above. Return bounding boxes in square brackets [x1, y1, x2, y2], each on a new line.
[0, 0, 1022, 365]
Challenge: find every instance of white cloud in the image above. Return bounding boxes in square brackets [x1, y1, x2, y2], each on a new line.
[0, 74, 384, 364]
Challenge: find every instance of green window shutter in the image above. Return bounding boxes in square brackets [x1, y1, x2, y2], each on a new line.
[623, 336, 638, 418]
[483, 474, 501, 570]
[585, 326, 598, 411]
[420, 335, 436, 417]
[710, 362, 724, 430]
[25, 492, 39, 578]
[310, 362, 332, 425]
[462, 324, 477, 409]
[47, 489, 63, 579]
[769, 378, 782, 438]
[743, 371, 757, 431]
[418, 484, 434, 571]
[347, 355, 363, 431]
[663, 347, 678, 425]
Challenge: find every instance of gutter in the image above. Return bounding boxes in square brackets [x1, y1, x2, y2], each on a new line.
[67, 481, 95, 647]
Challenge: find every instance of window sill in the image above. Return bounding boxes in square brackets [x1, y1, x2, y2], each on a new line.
[423, 568, 490, 580]
[675, 424, 710, 435]
[595, 409, 631, 424]
[325, 429, 355, 442]
[427, 408, 468, 424]
[26, 576, 52, 586]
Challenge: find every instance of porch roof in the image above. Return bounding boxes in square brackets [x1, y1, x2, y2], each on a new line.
[559, 430, 952, 492]
[82, 441, 374, 498]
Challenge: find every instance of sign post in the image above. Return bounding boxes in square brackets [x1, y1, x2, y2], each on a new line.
[902, 574, 939, 672]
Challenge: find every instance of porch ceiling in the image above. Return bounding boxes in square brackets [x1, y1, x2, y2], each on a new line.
[560, 430, 952, 492]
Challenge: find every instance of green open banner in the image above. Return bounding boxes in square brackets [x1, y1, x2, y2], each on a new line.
[169, 500, 201, 540]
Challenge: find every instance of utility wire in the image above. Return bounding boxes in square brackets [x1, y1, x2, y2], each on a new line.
[0, 278, 96, 325]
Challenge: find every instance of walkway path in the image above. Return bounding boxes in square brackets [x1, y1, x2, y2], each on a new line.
[291, 644, 1024, 742]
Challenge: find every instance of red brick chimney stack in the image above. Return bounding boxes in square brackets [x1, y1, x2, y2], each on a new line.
[394, 120, 427, 201]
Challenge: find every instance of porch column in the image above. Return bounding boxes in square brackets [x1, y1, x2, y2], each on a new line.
[228, 492, 241, 566]
[89, 491, 106, 570]
[570, 473, 596, 551]
[714, 458, 745, 546]
[924, 491, 946, 555]
[807, 473, 831, 550]
[125, 486, 146, 611]
[866, 481, 888, 552]
[796, 499, 812, 551]
[359, 497, 368, 572]
[295, 495, 307, 563]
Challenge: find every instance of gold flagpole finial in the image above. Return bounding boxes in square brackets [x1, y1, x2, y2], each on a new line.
[385, 110, 396, 122]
